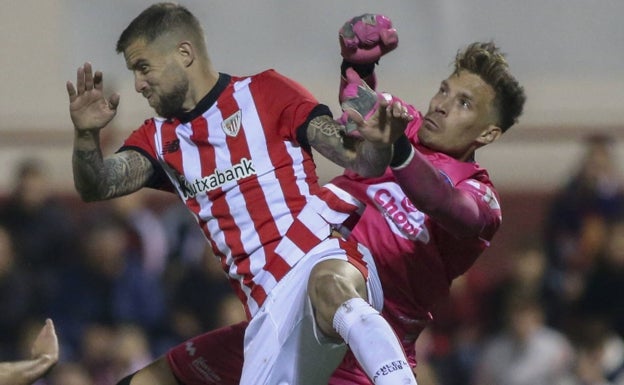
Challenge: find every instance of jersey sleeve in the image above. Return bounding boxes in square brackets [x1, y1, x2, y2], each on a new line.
[250, 70, 331, 145]
[455, 178, 502, 241]
[118, 119, 173, 191]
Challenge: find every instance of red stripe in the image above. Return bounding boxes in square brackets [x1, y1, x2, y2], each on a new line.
[338, 237, 369, 279]
[317, 186, 360, 214]
[263, 255, 290, 283]
[285, 217, 323, 254]
[249, 285, 267, 315]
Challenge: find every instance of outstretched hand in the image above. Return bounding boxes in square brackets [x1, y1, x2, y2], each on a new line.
[66, 62, 120, 132]
[346, 97, 413, 148]
[341, 68, 412, 146]
[30, 319, 59, 363]
[339, 14, 398, 64]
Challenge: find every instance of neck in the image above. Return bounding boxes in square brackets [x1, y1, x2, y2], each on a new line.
[187, 63, 219, 108]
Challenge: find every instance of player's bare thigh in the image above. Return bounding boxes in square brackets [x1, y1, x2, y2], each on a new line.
[308, 258, 368, 338]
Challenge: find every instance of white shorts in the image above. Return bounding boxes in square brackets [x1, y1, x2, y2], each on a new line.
[239, 237, 383, 385]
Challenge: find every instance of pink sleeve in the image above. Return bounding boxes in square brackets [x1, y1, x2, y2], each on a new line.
[392, 151, 501, 239]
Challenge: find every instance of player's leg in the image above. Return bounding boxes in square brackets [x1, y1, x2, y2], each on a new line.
[307, 240, 418, 385]
[116, 357, 176, 385]
[117, 322, 247, 385]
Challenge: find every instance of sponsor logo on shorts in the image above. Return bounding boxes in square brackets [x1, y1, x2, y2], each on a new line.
[191, 357, 222, 383]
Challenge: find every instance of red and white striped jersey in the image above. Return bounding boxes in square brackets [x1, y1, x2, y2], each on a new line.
[121, 71, 361, 317]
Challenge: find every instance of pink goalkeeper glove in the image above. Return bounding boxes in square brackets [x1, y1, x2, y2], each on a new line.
[340, 68, 386, 133]
[339, 14, 398, 64]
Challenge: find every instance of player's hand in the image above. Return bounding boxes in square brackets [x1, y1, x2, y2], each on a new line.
[339, 14, 398, 64]
[31, 319, 59, 364]
[341, 69, 412, 146]
[67, 62, 120, 132]
[340, 67, 381, 133]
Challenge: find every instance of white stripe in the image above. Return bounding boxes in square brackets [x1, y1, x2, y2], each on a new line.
[324, 182, 363, 207]
[274, 236, 305, 266]
[233, 79, 294, 241]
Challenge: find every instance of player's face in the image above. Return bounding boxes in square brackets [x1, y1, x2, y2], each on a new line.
[419, 70, 500, 161]
[124, 38, 189, 119]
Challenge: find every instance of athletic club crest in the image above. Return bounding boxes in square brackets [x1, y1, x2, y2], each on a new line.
[221, 110, 242, 137]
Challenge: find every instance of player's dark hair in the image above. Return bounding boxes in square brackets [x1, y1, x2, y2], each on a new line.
[454, 41, 526, 132]
[116, 2, 207, 56]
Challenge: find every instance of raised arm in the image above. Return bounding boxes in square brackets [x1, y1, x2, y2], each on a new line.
[306, 13, 407, 177]
[67, 62, 153, 201]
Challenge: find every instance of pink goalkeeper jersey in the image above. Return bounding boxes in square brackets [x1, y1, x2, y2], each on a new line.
[329, 110, 502, 369]
[121, 71, 361, 318]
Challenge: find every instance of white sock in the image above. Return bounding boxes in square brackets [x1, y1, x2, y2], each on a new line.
[333, 298, 417, 384]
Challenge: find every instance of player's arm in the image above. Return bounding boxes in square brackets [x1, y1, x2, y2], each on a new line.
[391, 142, 492, 238]
[306, 114, 388, 178]
[0, 319, 59, 385]
[67, 62, 153, 201]
[307, 97, 410, 178]
[308, 13, 405, 177]
[73, 144, 154, 201]
[338, 13, 398, 101]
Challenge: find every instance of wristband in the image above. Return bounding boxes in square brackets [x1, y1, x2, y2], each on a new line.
[390, 134, 414, 168]
[341, 60, 376, 79]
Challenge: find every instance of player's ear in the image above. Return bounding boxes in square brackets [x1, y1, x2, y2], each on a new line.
[476, 124, 502, 145]
[177, 41, 195, 67]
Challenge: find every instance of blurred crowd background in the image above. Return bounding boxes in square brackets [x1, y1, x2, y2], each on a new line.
[1, 132, 624, 385]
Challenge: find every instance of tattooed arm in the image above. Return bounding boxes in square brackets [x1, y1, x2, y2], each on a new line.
[68, 62, 153, 201]
[307, 101, 411, 177]
[73, 130, 153, 201]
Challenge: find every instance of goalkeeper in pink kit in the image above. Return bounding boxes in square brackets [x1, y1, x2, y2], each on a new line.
[117, 13, 526, 385]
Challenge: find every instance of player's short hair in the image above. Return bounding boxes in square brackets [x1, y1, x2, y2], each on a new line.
[454, 41, 526, 132]
[116, 2, 207, 57]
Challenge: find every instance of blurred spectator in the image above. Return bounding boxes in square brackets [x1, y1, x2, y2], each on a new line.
[0, 224, 35, 360]
[0, 158, 78, 317]
[50, 214, 167, 360]
[576, 216, 624, 338]
[78, 324, 153, 385]
[566, 316, 624, 385]
[544, 134, 624, 328]
[165, 246, 234, 346]
[426, 273, 492, 385]
[483, 239, 555, 333]
[48, 361, 95, 385]
[110, 191, 169, 276]
[159, 201, 206, 268]
[473, 294, 574, 385]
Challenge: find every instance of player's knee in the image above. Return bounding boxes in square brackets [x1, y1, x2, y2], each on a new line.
[308, 260, 367, 323]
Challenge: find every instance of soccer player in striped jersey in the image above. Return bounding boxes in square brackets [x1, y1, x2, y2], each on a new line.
[66, 3, 416, 385]
[103, 13, 527, 385]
